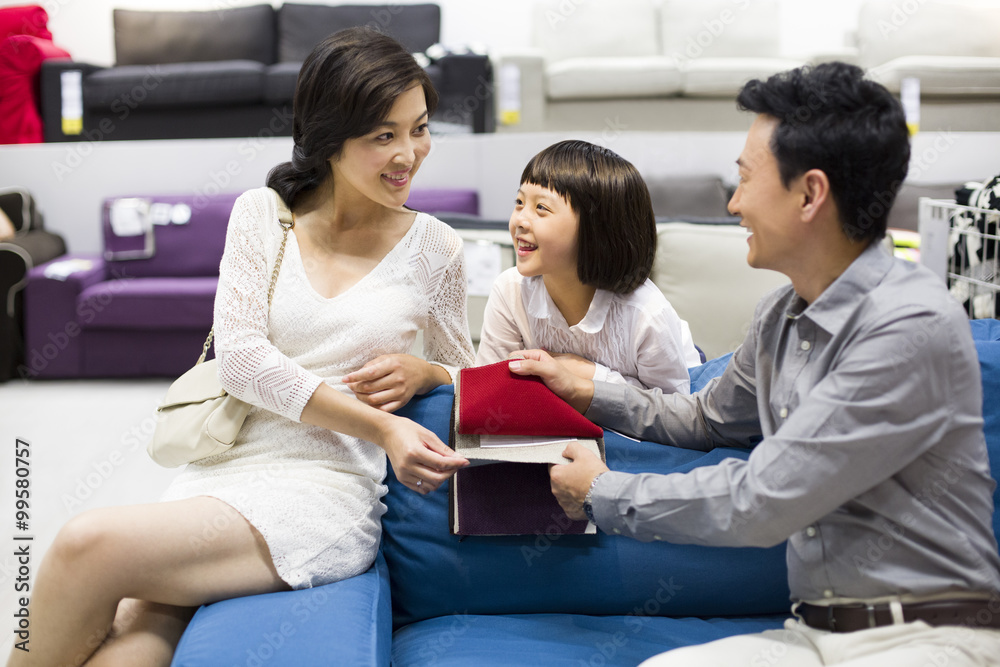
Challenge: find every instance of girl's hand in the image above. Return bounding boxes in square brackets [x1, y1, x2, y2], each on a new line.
[344, 354, 451, 413]
[549, 352, 597, 380]
[508, 349, 595, 414]
[378, 416, 468, 494]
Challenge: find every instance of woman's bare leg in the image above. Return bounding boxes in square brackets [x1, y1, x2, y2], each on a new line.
[6, 497, 288, 667]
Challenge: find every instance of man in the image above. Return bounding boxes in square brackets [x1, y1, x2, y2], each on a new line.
[509, 62, 1000, 665]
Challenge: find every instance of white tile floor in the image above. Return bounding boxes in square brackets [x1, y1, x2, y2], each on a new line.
[0, 378, 181, 657]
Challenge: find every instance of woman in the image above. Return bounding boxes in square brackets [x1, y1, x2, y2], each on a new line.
[9, 27, 474, 666]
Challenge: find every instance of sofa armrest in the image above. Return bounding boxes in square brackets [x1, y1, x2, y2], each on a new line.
[172, 550, 392, 666]
[22, 253, 105, 378]
[493, 48, 545, 132]
[39, 59, 103, 143]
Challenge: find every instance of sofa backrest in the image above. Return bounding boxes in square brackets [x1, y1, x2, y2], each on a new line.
[652, 222, 789, 359]
[660, 0, 783, 60]
[101, 192, 239, 279]
[277, 3, 441, 63]
[113, 5, 276, 66]
[857, 0, 1000, 68]
[531, 0, 661, 62]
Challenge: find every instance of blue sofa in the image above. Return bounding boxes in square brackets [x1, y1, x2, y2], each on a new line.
[171, 319, 1000, 666]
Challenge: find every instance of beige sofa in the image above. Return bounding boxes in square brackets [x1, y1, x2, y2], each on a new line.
[496, 0, 1000, 133]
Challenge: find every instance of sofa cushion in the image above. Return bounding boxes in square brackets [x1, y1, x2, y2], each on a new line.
[0, 5, 52, 40]
[277, 3, 441, 63]
[858, 0, 1000, 68]
[652, 222, 789, 360]
[77, 277, 217, 330]
[546, 57, 682, 100]
[869, 56, 1000, 95]
[102, 192, 238, 278]
[174, 550, 392, 666]
[391, 612, 787, 667]
[263, 61, 301, 105]
[387, 386, 790, 629]
[532, 0, 660, 62]
[83, 61, 265, 110]
[660, 0, 782, 60]
[681, 57, 806, 97]
[113, 5, 275, 66]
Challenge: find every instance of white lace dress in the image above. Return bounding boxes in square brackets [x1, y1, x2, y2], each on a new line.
[160, 187, 474, 588]
[475, 268, 701, 394]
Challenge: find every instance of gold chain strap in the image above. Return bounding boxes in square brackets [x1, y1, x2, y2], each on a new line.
[196, 193, 295, 365]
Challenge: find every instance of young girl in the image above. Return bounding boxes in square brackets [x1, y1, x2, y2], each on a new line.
[10, 28, 473, 666]
[475, 140, 701, 393]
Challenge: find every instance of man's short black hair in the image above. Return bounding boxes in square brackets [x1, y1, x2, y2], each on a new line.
[736, 62, 911, 244]
[521, 140, 656, 293]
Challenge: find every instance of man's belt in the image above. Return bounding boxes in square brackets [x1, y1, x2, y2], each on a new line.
[797, 599, 1000, 633]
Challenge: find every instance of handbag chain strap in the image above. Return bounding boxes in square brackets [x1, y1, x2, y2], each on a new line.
[197, 193, 295, 365]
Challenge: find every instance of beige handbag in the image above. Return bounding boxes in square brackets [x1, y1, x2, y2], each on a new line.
[148, 191, 293, 468]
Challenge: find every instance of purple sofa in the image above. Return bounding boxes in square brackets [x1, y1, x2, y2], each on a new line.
[21, 188, 478, 379]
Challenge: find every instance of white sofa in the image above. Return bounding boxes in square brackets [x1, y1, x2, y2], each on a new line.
[858, 0, 1000, 131]
[496, 0, 1000, 133]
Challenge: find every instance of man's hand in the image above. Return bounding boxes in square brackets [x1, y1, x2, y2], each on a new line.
[507, 349, 595, 414]
[550, 441, 610, 521]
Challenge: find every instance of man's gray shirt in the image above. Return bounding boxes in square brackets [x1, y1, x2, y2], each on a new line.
[587, 243, 1000, 602]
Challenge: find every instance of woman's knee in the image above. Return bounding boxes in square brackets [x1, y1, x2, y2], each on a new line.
[48, 510, 123, 574]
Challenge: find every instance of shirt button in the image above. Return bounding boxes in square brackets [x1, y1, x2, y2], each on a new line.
[824, 589, 834, 599]
[805, 526, 817, 538]
[779, 407, 789, 419]
[654, 535, 662, 541]
[800, 340, 812, 351]
[613, 528, 621, 535]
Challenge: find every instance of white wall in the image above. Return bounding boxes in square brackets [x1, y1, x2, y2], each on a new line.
[5, 0, 865, 68]
[1, 130, 997, 255]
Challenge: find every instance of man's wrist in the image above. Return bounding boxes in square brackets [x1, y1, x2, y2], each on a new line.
[583, 471, 607, 524]
[569, 377, 595, 414]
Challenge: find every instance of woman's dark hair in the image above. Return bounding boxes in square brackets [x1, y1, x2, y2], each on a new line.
[736, 62, 910, 244]
[520, 140, 656, 294]
[267, 27, 438, 208]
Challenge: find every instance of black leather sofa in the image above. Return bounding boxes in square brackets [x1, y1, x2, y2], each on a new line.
[0, 189, 66, 382]
[39, 3, 494, 143]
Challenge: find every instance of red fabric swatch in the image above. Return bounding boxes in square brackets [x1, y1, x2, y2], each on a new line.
[458, 361, 603, 438]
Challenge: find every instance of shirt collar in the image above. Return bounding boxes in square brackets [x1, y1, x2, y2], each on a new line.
[523, 275, 614, 334]
[790, 242, 895, 334]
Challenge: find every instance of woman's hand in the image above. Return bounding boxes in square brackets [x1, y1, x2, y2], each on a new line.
[378, 415, 468, 494]
[343, 354, 451, 413]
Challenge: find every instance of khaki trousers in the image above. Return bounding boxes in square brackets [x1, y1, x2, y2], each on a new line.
[639, 618, 1000, 667]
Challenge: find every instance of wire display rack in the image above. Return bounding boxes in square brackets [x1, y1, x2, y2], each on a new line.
[918, 198, 1000, 319]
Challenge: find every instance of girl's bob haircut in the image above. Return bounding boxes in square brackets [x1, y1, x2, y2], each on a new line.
[520, 140, 656, 294]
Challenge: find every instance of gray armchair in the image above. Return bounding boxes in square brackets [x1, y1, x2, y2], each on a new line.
[0, 189, 66, 382]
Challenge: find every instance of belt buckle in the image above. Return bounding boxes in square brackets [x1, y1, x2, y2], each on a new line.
[827, 605, 837, 632]
[866, 603, 877, 628]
